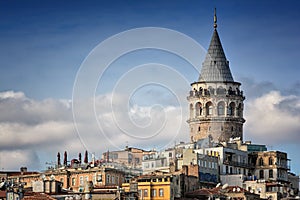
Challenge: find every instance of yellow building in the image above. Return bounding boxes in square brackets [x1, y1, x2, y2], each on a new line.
[122, 171, 199, 200]
[122, 174, 173, 200]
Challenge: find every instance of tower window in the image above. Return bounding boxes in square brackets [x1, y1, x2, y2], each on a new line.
[198, 127, 201, 132]
[206, 102, 213, 116]
[195, 102, 202, 116]
[228, 102, 235, 116]
[217, 101, 225, 116]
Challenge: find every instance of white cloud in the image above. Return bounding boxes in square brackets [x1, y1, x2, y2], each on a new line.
[244, 90, 300, 145]
[0, 91, 188, 170]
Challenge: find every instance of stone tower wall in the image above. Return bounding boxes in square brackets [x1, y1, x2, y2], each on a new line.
[187, 82, 245, 143]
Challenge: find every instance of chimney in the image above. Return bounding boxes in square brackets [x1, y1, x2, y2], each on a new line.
[64, 151, 68, 166]
[20, 167, 27, 173]
[84, 150, 88, 164]
[57, 152, 61, 167]
[79, 153, 82, 164]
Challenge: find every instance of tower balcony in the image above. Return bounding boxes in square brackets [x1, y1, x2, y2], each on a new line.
[188, 89, 245, 100]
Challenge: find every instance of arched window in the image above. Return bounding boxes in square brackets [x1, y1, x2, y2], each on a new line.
[228, 102, 235, 116]
[269, 169, 273, 178]
[259, 170, 264, 179]
[269, 157, 273, 165]
[198, 126, 201, 132]
[195, 102, 202, 116]
[206, 102, 213, 116]
[259, 158, 264, 166]
[217, 101, 225, 116]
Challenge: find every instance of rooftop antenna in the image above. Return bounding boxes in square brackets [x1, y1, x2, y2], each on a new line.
[214, 8, 217, 29]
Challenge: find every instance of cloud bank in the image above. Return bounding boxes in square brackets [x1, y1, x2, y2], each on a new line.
[0, 90, 187, 170]
[0, 82, 300, 170]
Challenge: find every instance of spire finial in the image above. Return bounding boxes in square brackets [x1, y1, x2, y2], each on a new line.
[214, 8, 217, 29]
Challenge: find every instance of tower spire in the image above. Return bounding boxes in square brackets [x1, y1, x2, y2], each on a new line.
[214, 8, 217, 29]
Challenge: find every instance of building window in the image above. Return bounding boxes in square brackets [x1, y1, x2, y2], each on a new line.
[97, 174, 102, 182]
[206, 102, 213, 116]
[269, 157, 273, 165]
[85, 176, 89, 182]
[138, 190, 142, 197]
[226, 166, 229, 174]
[151, 189, 157, 197]
[112, 176, 115, 184]
[259, 158, 264, 166]
[106, 174, 110, 184]
[228, 102, 235, 116]
[143, 189, 148, 197]
[269, 169, 273, 178]
[195, 102, 202, 116]
[159, 188, 164, 197]
[198, 126, 201, 131]
[259, 170, 264, 179]
[217, 101, 225, 116]
[72, 178, 76, 186]
[79, 176, 83, 186]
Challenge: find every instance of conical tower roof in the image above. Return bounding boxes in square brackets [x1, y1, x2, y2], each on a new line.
[198, 12, 234, 82]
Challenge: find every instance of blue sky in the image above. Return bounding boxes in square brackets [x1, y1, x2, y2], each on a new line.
[0, 0, 300, 174]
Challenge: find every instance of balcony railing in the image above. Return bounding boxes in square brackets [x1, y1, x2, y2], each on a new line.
[223, 160, 255, 168]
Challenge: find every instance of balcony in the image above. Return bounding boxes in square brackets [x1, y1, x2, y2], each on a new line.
[223, 160, 255, 168]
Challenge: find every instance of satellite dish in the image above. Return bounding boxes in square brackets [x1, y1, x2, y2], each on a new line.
[50, 175, 55, 180]
[0, 182, 5, 189]
[233, 188, 236, 192]
[237, 188, 241, 192]
[222, 183, 228, 189]
[216, 183, 221, 188]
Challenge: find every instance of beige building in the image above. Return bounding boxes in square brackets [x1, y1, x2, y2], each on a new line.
[102, 146, 153, 168]
[7, 166, 125, 193]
